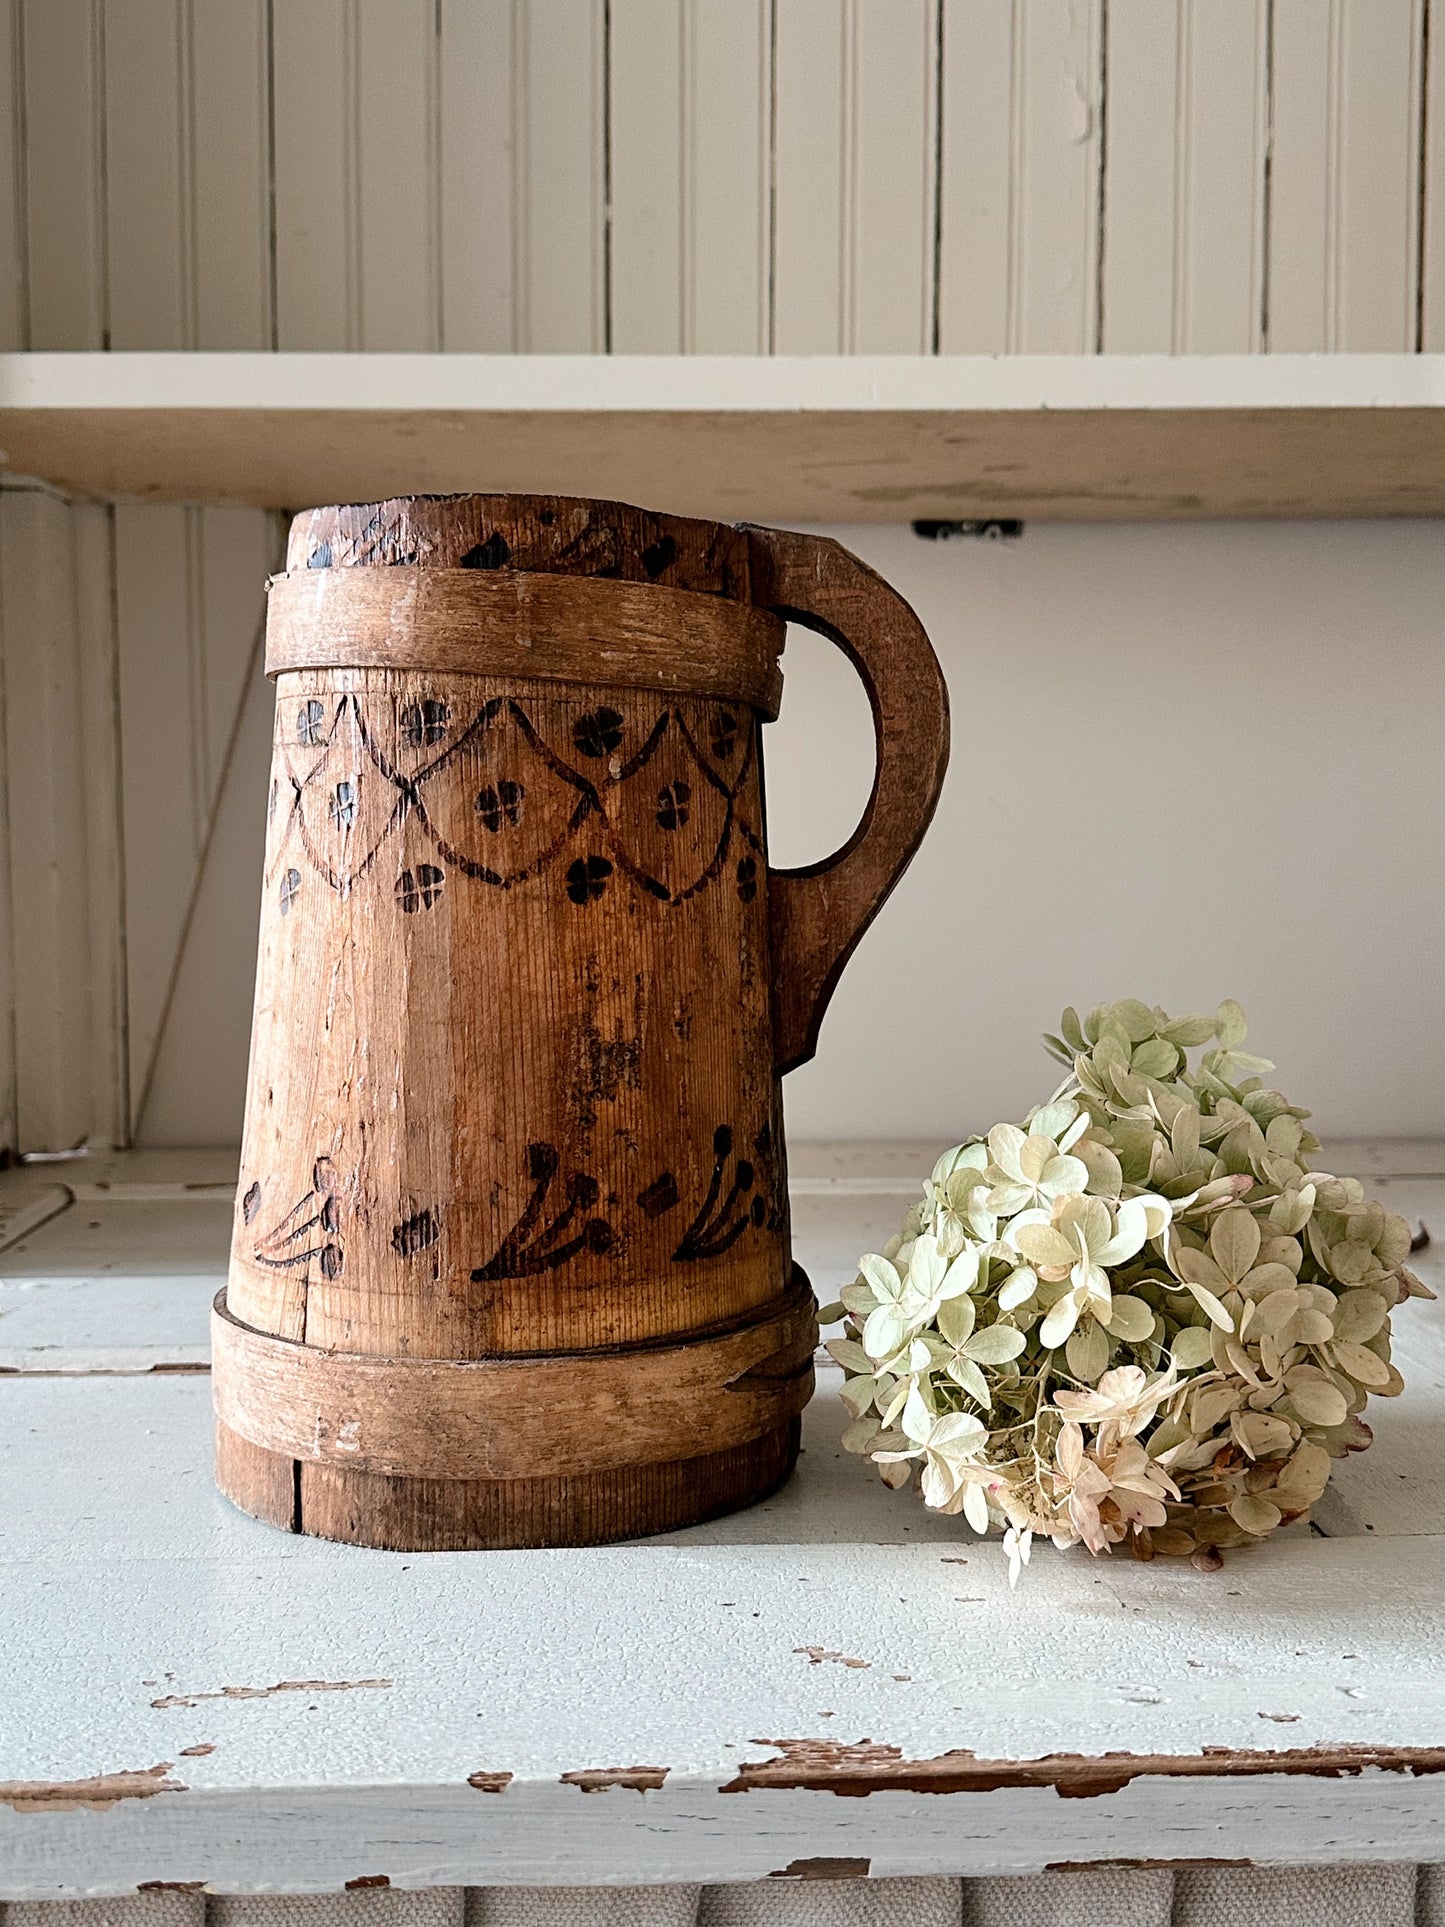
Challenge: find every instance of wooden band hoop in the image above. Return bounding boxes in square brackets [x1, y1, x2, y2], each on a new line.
[212, 1274, 816, 1482]
[266, 567, 786, 717]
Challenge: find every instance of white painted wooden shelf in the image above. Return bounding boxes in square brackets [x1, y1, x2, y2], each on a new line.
[3, 355, 1445, 523]
[1, 1144, 1444, 1897]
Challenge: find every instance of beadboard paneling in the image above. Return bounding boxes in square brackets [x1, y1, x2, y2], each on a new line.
[189, 0, 273, 351]
[1101, 0, 1270, 353]
[1, 0, 1438, 358]
[516, 0, 607, 353]
[937, 0, 1104, 354]
[0, 0, 24, 351]
[0, 489, 277, 1154]
[0, 483, 119, 1153]
[18, 0, 105, 350]
[1269, 0, 1425, 351]
[773, 0, 939, 354]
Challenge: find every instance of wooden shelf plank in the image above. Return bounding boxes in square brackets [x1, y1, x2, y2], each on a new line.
[2, 353, 1445, 519]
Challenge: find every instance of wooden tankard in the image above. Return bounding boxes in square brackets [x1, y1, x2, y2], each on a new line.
[213, 495, 949, 1549]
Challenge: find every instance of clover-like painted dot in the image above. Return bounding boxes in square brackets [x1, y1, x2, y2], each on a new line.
[279, 867, 301, 915]
[572, 707, 624, 758]
[396, 863, 445, 912]
[330, 778, 357, 829]
[565, 855, 613, 905]
[475, 778, 524, 830]
[711, 711, 739, 759]
[656, 780, 690, 830]
[296, 699, 325, 747]
[400, 698, 449, 747]
[736, 855, 758, 902]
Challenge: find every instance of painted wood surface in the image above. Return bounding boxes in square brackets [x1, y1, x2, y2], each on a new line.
[2, 0, 1440, 359]
[0, 1149, 1443, 1893]
[5, 352, 1445, 522]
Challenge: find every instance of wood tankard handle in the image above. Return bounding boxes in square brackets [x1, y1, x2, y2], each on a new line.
[742, 525, 951, 1074]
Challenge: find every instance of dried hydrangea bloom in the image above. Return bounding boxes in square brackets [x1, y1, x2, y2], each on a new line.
[820, 998, 1432, 1582]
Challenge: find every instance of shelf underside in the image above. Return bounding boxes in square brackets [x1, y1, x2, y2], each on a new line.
[2, 356, 1444, 519]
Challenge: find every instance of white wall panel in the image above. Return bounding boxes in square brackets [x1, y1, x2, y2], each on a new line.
[609, 0, 773, 354]
[113, 505, 203, 1134]
[516, 0, 606, 352]
[0, 0, 25, 350]
[438, 0, 516, 352]
[72, 498, 127, 1146]
[20, 0, 105, 349]
[775, 0, 938, 354]
[103, 0, 186, 350]
[935, 0, 1013, 352]
[1419, 0, 1445, 349]
[938, 0, 1103, 354]
[188, 0, 272, 350]
[136, 652, 270, 1147]
[683, 0, 771, 354]
[1269, 0, 1424, 351]
[7, 0, 1437, 358]
[0, 486, 103, 1151]
[610, 0, 685, 353]
[1101, 1, 1268, 353]
[356, 0, 440, 351]
[440, 0, 607, 353]
[772, 0, 847, 352]
[272, 0, 358, 350]
[112, 503, 277, 1138]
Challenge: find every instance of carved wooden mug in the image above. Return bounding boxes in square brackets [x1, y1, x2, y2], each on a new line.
[213, 495, 950, 1549]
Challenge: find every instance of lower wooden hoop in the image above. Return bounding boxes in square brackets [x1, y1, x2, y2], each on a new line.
[213, 1274, 814, 1482]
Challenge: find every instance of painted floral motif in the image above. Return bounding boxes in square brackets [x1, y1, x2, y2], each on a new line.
[271, 693, 762, 911]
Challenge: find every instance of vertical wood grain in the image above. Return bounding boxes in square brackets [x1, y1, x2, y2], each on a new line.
[272, 0, 358, 349]
[0, 0, 26, 350]
[683, 0, 770, 353]
[356, 0, 440, 350]
[438, 0, 517, 352]
[1270, 0, 1424, 350]
[775, 0, 937, 353]
[188, 0, 272, 349]
[20, 0, 105, 347]
[0, 486, 96, 1151]
[1102, 0, 1268, 352]
[938, 0, 1103, 353]
[516, 0, 606, 351]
